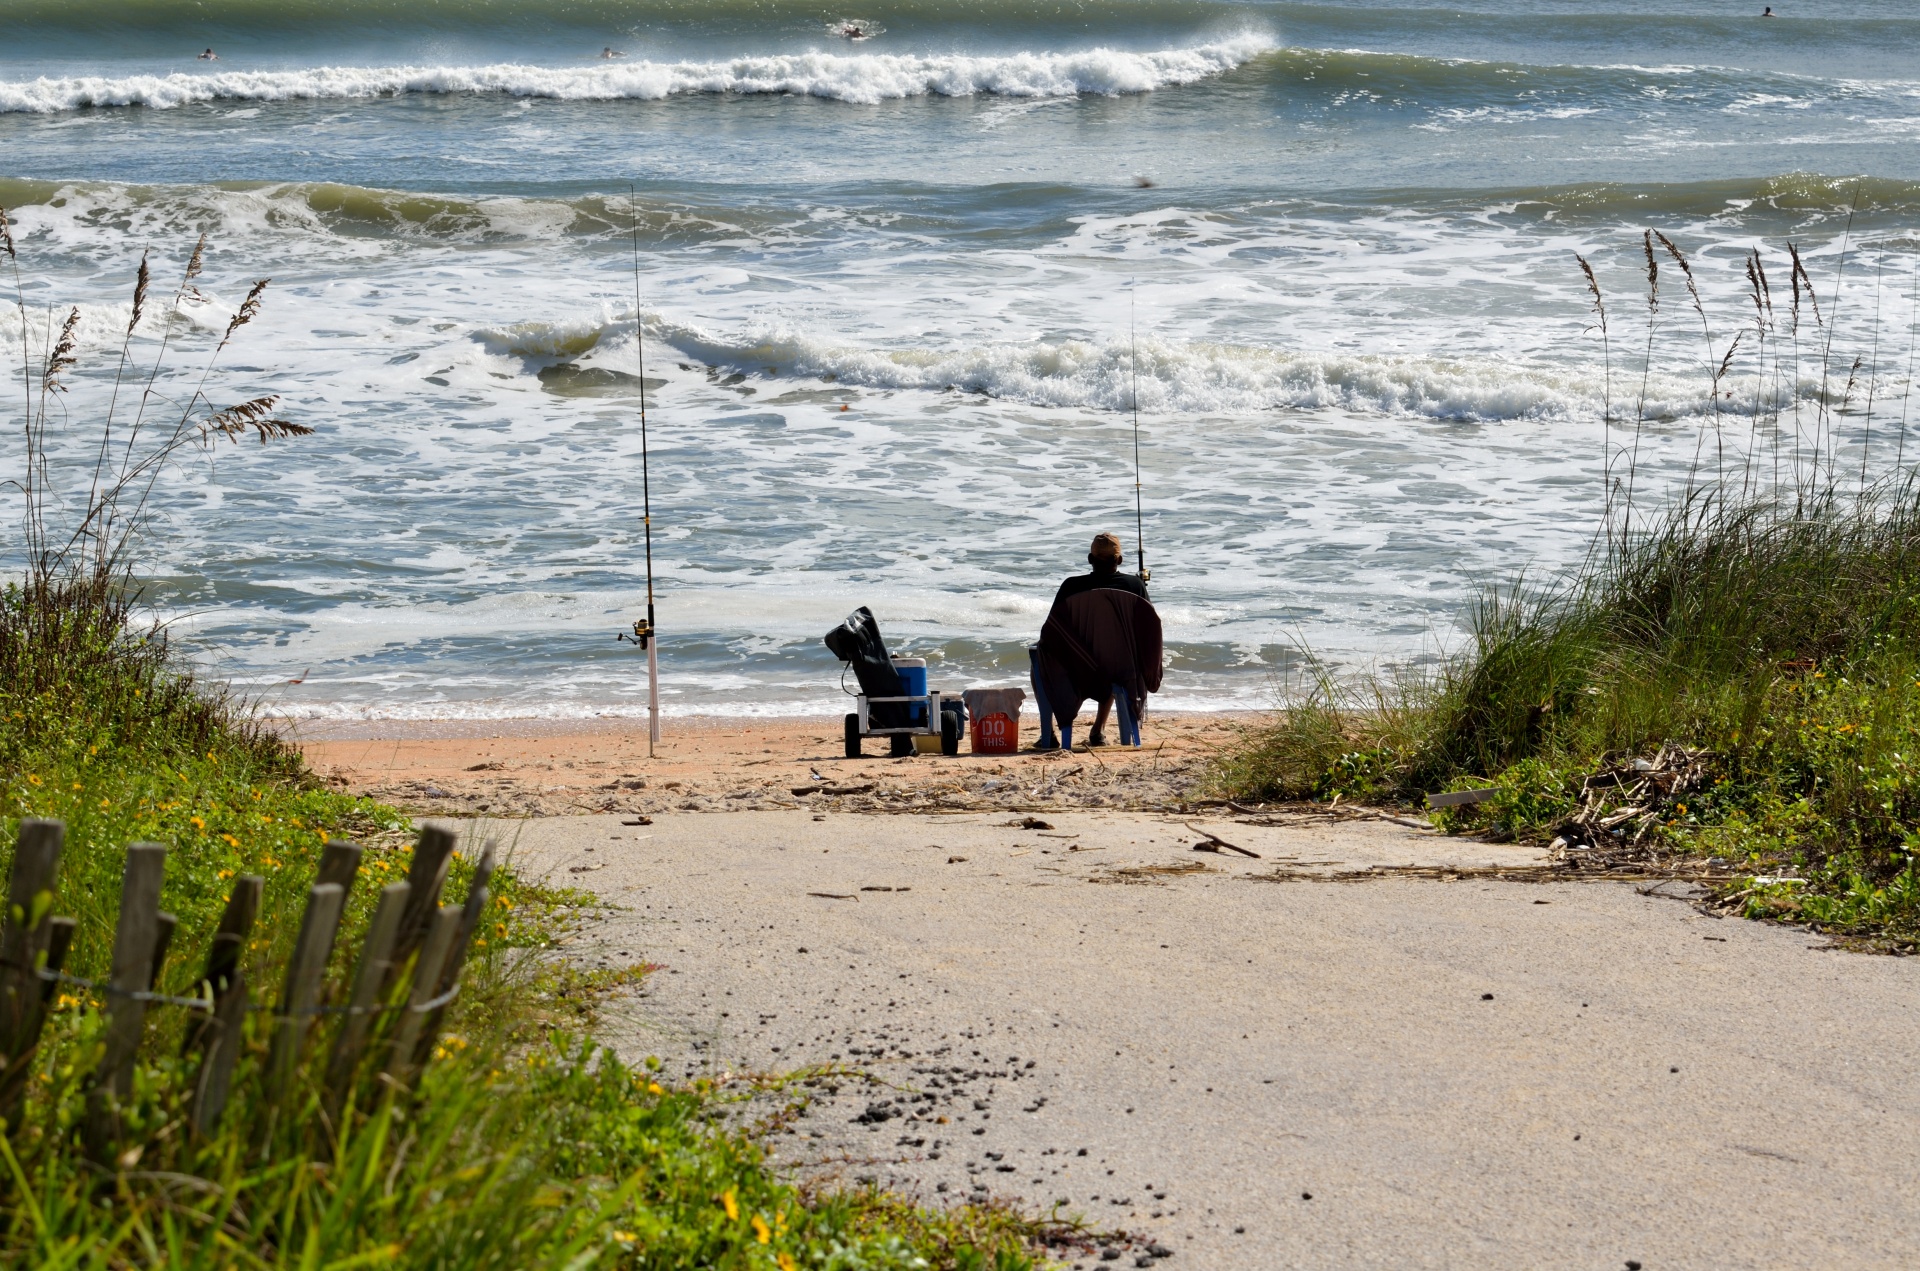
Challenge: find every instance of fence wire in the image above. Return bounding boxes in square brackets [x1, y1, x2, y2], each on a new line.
[26, 964, 460, 1017]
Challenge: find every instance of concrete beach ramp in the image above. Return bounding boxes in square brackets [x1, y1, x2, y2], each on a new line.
[509, 810, 1920, 1270]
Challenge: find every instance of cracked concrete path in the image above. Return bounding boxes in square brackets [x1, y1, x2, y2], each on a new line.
[496, 809, 1920, 1270]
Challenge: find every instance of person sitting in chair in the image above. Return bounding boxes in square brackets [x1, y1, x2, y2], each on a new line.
[1031, 533, 1154, 749]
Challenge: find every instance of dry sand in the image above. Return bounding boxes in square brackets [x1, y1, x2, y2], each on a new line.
[304, 717, 1920, 1270]
[294, 711, 1245, 818]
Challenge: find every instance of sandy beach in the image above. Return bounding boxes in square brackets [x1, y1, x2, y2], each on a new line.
[293, 711, 1255, 819]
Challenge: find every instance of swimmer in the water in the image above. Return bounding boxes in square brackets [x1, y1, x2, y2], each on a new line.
[1761, 6, 1775, 14]
[600, 46, 627, 59]
[841, 24, 865, 39]
[199, 48, 217, 60]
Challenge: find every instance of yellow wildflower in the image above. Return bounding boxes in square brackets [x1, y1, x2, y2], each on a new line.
[26, 774, 40, 786]
[221, 834, 240, 847]
[720, 1190, 738, 1221]
[613, 1231, 637, 1244]
[647, 1081, 664, 1095]
[778, 1255, 797, 1271]
[752, 1215, 770, 1244]
[190, 816, 205, 830]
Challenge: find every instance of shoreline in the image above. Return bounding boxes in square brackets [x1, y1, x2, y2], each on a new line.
[295, 710, 1263, 818]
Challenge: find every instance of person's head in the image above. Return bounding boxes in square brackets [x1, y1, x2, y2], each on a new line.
[1088, 532, 1124, 570]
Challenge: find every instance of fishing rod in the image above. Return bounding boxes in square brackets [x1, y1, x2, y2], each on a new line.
[614, 185, 660, 757]
[1130, 282, 1150, 584]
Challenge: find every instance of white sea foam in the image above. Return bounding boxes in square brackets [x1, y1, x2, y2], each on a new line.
[481, 312, 1803, 424]
[0, 35, 1276, 114]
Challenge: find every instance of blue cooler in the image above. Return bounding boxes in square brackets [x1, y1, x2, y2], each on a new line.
[891, 658, 928, 726]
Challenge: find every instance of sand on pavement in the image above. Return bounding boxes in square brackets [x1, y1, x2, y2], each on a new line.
[477, 806, 1920, 1271]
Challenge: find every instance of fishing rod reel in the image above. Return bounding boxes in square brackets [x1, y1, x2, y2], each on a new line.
[616, 616, 654, 650]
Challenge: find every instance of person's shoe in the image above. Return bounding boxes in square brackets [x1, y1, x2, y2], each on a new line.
[1086, 729, 1108, 747]
[1032, 737, 1061, 752]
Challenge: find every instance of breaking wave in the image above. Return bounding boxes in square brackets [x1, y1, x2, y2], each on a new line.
[0, 35, 1276, 114]
[476, 314, 1814, 424]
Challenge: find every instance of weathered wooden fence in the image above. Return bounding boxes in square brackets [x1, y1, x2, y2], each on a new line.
[0, 820, 490, 1159]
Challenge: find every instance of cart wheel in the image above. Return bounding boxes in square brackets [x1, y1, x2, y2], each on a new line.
[940, 708, 962, 756]
[844, 713, 862, 759]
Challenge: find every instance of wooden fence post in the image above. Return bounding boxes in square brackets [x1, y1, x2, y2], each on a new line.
[186, 875, 263, 1138]
[38, 917, 75, 1005]
[148, 913, 176, 992]
[257, 882, 347, 1148]
[389, 825, 456, 978]
[325, 881, 410, 1110]
[383, 906, 461, 1090]
[0, 819, 66, 1115]
[409, 841, 494, 1072]
[85, 842, 167, 1160]
[316, 840, 364, 896]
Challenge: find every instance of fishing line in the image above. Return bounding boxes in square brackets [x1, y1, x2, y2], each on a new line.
[1130, 280, 1149, 584]
[616, 184, 661, 757]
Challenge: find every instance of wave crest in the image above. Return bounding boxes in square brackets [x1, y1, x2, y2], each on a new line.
[0, 35, 1275, 113]
[496, 315, 1686, 423]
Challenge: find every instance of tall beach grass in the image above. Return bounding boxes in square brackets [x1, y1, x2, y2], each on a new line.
[1219, 206, 1920, 944]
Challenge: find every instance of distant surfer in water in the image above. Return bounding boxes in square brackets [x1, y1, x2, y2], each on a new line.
[600, 46, 627, 59]
[1761, 6, 1775, 14]
[199, 48, 218, 60]
[839, 23, 868, 40]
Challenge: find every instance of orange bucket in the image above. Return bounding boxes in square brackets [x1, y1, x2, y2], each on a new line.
[971, 711, 1018, 754]
[962, 687, 1025, 755]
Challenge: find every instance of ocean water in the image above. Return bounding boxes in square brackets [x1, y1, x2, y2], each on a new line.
[2, 0, 1918, 720]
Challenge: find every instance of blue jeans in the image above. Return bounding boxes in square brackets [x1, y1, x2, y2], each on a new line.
[1028, 646, 1057, 747]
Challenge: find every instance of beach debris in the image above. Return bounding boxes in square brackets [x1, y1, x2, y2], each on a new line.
[1183, 822, 1260, 858]
[808, 892, 857, 900]
[1097, 860, 1212, 884]
[859, 885, 908, 892]
[466, 761, 504, 771]
[946, 856, 968, 864]
[1008, 816, 1053, 829]
[1556, 743, 1710, 858]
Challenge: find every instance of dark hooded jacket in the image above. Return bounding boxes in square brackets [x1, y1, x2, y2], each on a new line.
[1035, 589, 1163, 733]
[1052, 565, 1148, 608]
